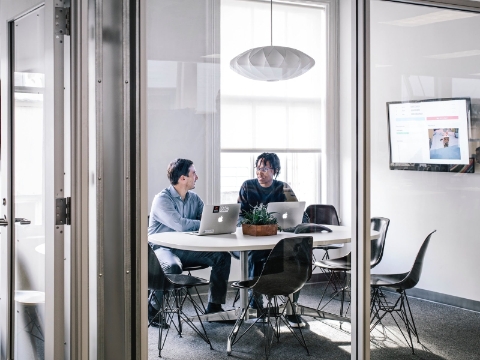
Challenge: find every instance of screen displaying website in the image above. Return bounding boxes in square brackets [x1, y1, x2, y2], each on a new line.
[388, 99, 470, 165]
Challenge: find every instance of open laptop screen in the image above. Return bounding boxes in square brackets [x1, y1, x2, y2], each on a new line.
[267, 202, 306, 228]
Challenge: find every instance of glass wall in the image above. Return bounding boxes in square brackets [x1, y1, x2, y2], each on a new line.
[12, 8, 46, 359]
[369, 1, 480, 357]
[145, 0, 356, 357]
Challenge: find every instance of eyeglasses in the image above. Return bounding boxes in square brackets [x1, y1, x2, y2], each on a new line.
[256, 166, 273, 173]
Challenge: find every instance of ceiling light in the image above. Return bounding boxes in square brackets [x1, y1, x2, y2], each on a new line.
[381, 10, 478, 27]
[230, 0, 315, 82]
[425, 49, 480, 59]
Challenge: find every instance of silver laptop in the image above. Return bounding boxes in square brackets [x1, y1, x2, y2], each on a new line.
[267, 201, 306, 228]
[187, 204, 240, 236]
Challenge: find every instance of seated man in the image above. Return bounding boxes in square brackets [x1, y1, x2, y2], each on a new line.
[148, 158, 231, 323]
[237, 152, 308, 327]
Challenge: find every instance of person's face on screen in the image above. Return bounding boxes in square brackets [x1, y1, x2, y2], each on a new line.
[256, 160, 275, 188]
[184, 165, 198, 190]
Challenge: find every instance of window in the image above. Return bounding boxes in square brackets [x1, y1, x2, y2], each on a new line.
[220, 0, 327, 205]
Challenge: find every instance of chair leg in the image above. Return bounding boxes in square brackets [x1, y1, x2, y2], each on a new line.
[158, 292, 172, 358]
[179, 288, 212, 349]
[263, 297, 274, 360]
[403, 293, 420, 344]
[317, 270, 348, 316]
[232, 288, 240, 307]
[369, 288, 420, 354]
[279, 297, 309, 355]
[187, 270, 207, 313]
[227, 292, 257, 355]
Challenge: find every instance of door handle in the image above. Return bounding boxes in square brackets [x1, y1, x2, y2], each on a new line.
[0, 216, 8, 227]
[15, 218, 31, 225]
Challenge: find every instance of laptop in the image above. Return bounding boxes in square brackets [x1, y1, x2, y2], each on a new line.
[267, 201, 306, 229]
[187, 204, 240, 236]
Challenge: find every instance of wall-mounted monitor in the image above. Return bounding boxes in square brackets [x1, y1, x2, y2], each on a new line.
[387, 98, 474, 173]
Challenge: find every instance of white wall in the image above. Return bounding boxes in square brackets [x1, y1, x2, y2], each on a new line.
[369, 1, 480, 302]
[338, 0, 355, 229]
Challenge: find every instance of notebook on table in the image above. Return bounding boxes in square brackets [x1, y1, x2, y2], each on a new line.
[186, 204, 240, 236]
[267, 201, 306, 229]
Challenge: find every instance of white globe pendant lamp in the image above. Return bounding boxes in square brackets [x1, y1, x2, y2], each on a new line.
[230, 0, 315, 82]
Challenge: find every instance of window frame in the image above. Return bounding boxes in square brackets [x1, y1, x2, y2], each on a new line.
[207, 0, 340, 208]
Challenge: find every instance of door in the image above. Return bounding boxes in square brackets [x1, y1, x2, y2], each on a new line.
[0, 2, 69, 359]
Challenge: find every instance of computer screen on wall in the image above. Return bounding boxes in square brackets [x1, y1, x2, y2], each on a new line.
[387, 98, 474, 173]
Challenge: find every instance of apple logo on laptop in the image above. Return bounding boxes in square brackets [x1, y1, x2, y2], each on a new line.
[282, 212, 288, 219]
[218, 216, 223, 223]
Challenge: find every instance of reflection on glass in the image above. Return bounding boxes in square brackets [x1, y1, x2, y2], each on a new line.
[13, 7, 46, 360]
[370, 1, 480, 356]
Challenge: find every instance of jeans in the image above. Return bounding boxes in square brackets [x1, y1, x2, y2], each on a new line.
[248, 249, 300, 305]
[150, 246, 231, 309]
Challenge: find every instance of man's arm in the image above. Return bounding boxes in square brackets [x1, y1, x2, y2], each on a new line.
[283, 183, 299, 202]
[151, 192, 201, 232]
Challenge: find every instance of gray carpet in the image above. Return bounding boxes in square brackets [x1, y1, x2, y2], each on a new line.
[148, 282, 480, 359]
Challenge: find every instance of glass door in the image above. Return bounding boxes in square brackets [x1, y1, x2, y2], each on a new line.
[12, 7, 47, 359]
[1, 2, 68, 359]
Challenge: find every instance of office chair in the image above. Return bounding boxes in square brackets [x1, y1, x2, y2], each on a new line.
[148, 245, 212, 357]
[315, 217, 390, 316]
[370, 230, 436, 354]
[227, 236, 313, 359]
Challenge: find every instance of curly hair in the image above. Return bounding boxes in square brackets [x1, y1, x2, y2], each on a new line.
[167, 158, 193, 185]
[255, 152, 281, 178]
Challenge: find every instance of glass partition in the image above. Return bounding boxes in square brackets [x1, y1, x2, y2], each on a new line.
[145, 0, 362, 358]
[369, 1, 480, 357]
[12, 7, 46, 359]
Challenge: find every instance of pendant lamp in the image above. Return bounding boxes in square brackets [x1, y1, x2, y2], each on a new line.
[230, 0, 315, 82]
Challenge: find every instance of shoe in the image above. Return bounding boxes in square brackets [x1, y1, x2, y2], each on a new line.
[205, 303, 225, 314]
[286, 314, 306, 328]
[148, 303, 160, 328]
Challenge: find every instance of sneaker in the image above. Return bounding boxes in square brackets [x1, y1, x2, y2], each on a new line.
[286, 314, 306, 328]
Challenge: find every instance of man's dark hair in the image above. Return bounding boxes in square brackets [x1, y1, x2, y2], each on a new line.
[167, 158, 193, 185]
[255, 152, 281, 178]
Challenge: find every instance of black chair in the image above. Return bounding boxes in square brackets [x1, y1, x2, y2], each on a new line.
[182, 264, 209, 313]
[314, 217, 390, 316]
[148, 245, 212, 357]
[227, 236, 313, 359]
[370, 230, 436, 354]
[305, 204, 343, 261]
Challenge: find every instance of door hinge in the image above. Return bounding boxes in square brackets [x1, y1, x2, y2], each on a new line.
[56, 197, 71, 226]
[55, 6, 70, 36]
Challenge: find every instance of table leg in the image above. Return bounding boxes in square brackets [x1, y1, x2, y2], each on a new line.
[240, 250, 249, 320]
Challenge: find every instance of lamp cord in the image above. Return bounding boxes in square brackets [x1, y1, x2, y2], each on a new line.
[270, 0, 273, 46]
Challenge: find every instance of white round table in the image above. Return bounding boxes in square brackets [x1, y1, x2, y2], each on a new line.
[148, 225, 378, 321]
[148, 225, 357, 252]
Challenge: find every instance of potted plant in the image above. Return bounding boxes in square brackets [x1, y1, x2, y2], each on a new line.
[241, 204, 278, 236]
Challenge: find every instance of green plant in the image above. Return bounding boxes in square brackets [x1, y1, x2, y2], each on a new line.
[241, 204, 278, 226]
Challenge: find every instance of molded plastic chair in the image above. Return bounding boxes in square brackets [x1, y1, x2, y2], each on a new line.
[305, 204, 343, 260]
[370, 230, 436, 354]
[227, 236, 313, 359]
[148, 245, 212, 357]
[315, 217, 390, 316]
[182, 264, 209, 313]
